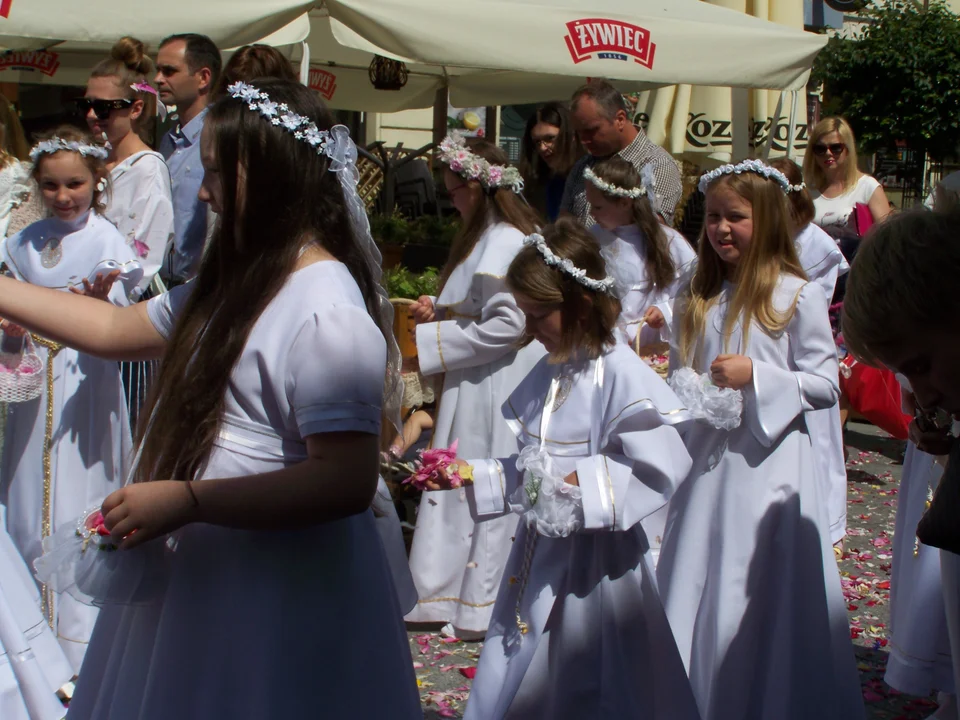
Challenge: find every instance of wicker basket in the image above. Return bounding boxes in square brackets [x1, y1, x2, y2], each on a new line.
[634, 334, 670, 380]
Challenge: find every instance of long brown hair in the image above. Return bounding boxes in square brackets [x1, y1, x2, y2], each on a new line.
[438, 139, 540, 293]
[770, 157, 815, 231]
[679, 171, 806, 367]
[135, 80, 386, 482]
[589, 156, 675, 290]
[214, 45, 298, 99]
[89, 36, 157, 143]
[506, 218, 620, 363]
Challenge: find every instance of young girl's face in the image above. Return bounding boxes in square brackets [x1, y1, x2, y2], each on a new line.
[515, 293, 563, 353]
[705, 184, 753, 268]
[586, 184, 632, 230]
[444, 168, 482, 221]
[38, 152, 96, 223]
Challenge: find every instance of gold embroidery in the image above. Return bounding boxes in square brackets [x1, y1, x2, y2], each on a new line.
[416, 596, 497, 608]
[436, 323, 448, 373]
[32, 333, 64, 628]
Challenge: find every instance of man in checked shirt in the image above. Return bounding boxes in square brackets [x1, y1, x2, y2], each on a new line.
[560, 80, 682, 227]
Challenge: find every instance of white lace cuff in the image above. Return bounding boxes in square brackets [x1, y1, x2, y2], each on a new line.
[669, 367, 743, 430]
[507, 446, 584, 538]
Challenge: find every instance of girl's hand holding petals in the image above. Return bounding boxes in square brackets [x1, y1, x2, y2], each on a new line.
[102, 481, 200, 550]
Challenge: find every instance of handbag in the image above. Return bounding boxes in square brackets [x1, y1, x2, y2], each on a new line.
[916, 439, 960, 554]
[852, 202, 874, 237]
[838, 355, 912, 440]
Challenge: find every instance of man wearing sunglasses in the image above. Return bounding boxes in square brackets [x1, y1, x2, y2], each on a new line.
[155, 33, 222, 286]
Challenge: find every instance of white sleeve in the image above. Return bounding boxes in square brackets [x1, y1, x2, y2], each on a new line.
[743, 283, 840, 447]
[286, 306, 386, 438]
[146, 283, 194, 340]
[653, 231, 697, 338]
[467, 458, 522, 518]
[416, 277, 526, 376]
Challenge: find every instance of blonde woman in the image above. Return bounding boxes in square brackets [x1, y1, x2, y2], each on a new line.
[803, 116, 890, 243]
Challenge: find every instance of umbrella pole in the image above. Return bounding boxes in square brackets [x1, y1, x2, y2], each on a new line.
[761, 91, 784, 161]
[299, 40, 311, 85]
[786, 90, 798, 160]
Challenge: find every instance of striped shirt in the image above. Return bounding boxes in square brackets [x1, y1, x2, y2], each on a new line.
[561, 128, 683, 226]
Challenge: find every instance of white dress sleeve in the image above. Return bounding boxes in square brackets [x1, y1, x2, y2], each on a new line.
[146, 283, 194, 340]
[744, 282, 841, 447]
[286, 305, 386, 438]
[575, 379, 692, 532]
[416, 277, 526, 376]
[796, 223, 849, 303]
[467, 458, 522, 518]
[653, 229, 698, 338]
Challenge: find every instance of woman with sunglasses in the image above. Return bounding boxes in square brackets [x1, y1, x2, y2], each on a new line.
[803, 116, 890, 246]
[518, 102, 583, 222]
[84, 37, 173, 297]
[84, 37, 174, 427]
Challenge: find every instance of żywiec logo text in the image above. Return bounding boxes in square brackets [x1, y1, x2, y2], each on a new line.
[0, 50, 59, 77]
[308, 68, 337, 101]
[564, 18, 656, 69]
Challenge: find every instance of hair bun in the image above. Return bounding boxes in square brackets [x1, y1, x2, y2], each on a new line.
[110, 36, 154, 77]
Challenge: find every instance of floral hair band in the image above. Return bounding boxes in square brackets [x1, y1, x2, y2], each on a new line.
[439, 133, 524, 194]
[584, 163, 658, 203]
[698, 159, 792, 195]
[29, 138, 109, 163]
[524, 233, 617, 295]
[228, 81, 333, 156]
[130, 82, 168, 120]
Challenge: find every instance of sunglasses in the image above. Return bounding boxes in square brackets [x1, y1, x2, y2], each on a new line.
[75, 97, 134, 121]
[812, 143, 846, 157]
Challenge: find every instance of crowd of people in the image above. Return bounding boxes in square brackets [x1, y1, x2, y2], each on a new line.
[0, 27, 955, 720]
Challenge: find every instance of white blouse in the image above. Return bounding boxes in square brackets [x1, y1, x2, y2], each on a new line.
[811, 174, 881, 237]
[103, 151, 174, 292]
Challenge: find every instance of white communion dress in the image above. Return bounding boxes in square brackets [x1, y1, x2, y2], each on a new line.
[64, 261, 421, 719]
[0, 211, 139, 671]
[462, 342, 701, 719]
[406, 221, 545, 633]
[657, 275, 866, 720]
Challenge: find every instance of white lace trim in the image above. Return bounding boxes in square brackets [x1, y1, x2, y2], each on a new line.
[507, 446, 584, 538]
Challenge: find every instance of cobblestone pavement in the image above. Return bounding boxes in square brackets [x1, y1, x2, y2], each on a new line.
[407, 421, 942, 718]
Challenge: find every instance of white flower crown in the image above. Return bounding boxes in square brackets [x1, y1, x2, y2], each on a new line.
[584, 163, 657, 202]
[524, 233, 617, 295]
[786, 180, 806, 193]
[29, 138, 108, 163]
[439, 133, 524, 194]
[228, 81, 332, 156]
[698, 159, 792, 194]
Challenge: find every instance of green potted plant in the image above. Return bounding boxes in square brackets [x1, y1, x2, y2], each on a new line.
[370, 210, 412, 269]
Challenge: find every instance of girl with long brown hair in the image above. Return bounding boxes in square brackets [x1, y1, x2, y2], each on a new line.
[0, 79, 420, 719]
[656, 161, 865, 720]
[584, 156, 696, 351]
[404, 135, 545, 639]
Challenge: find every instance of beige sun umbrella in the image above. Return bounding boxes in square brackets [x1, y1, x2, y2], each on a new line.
[0, 15, 311, 87]
[631, 0, 810, 166]
[320, 0, 826, 101]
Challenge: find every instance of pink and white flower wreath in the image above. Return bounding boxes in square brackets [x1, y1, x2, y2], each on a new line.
[438, 133, 525, 194]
